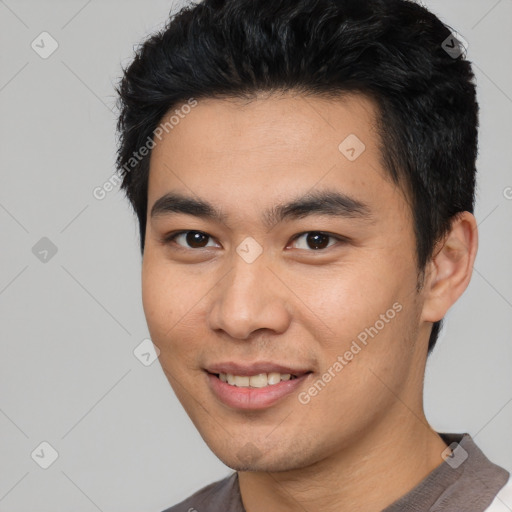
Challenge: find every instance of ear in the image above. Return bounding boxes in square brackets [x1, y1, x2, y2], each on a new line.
[421, 211, 479, 323]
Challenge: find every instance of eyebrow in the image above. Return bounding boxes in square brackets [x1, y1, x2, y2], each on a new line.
[150, 189, 374, 229]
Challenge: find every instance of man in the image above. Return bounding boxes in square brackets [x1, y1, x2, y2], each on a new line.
[115, 0, 511, 510]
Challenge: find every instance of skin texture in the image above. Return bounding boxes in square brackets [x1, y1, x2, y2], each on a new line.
[142, 91, 478, 511]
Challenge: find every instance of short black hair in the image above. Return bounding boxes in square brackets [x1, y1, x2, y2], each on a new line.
[115, 0, 479, 353]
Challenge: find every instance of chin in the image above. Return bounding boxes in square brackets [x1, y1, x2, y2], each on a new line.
[210, 439, 313, 473]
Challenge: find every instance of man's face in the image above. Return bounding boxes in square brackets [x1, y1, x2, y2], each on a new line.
[142, 92, 430, 471]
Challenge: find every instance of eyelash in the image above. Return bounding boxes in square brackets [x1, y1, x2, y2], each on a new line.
[161, 230, 347, 251]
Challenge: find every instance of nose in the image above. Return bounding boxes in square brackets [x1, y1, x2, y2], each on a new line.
[208, 252, 292, 340]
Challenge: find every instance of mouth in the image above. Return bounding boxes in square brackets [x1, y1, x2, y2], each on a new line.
[204, 363, 312, 410]
[212, 371, 299, 388]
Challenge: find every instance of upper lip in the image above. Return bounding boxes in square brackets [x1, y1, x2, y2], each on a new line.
[205, 362, 311, 377]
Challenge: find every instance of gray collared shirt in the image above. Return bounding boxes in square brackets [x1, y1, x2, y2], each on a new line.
[163, 433, 510, 512]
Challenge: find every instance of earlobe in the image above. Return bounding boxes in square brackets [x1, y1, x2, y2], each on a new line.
[421, 211, 479, 323]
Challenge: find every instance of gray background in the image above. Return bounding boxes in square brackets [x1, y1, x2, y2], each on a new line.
[0, 0, 511, 510]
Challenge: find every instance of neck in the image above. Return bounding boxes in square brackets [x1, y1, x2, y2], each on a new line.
[238, 411, 448, 512]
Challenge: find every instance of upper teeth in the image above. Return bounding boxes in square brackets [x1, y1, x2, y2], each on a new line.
[219, 372, 294, 388]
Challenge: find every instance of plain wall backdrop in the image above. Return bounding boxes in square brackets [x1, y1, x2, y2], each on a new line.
[1, 0, 511, 510]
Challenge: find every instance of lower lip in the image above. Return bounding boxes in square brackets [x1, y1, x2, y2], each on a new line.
[206, 372, 310, 410]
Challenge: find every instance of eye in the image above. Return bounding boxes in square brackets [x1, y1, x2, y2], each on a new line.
[163, 230, 219, 249]
[162, 230, 345, 252]
[289, 231, 342, 251]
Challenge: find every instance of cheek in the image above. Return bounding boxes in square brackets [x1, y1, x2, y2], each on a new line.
[141, 255, 184, 353]
[294, 258, 419, 391]
[291, 259, 403, 341]
[141, 258, 170, 337]
[297, 301, 419, 433]
[141, 253, 209, 367]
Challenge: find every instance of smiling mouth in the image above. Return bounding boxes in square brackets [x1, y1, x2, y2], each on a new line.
[210, 372, 299, 388]
[205, 368, 313, 409]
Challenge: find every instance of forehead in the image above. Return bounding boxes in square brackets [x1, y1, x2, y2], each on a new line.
[151, 91, 380, 159]
[147, 92, 403, 221]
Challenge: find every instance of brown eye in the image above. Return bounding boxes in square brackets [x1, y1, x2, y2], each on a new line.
[185, 231, 209, 248]
[164, 231, 218, 249]
[291, 231, 339, 251]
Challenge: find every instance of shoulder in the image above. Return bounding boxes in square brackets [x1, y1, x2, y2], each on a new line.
[485, 476, 512, 511]
[161, 472, 243, 512]
[437, 433, 511, 511]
